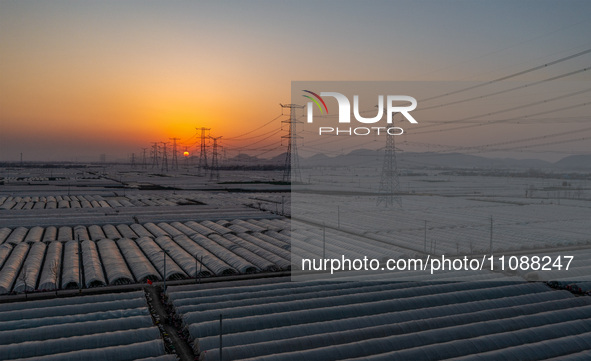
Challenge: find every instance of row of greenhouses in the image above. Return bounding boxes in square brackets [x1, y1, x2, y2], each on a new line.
[0, 218, 291, 294]
[0, 291, 175, 361]
[167, 277, 591, 361]
[0, 192, 208, 210]
[0, 219, 287, 244]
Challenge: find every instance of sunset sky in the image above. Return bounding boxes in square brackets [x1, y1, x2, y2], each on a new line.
[1, 1, 590, 162]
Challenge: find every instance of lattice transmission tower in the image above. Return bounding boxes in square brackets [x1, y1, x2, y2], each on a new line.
[281, 103, 304, 183]
[160, 142, 169, 173]
[196, 127, 210, 176]
[169, 137, 180, 170]
[376, 122, 401, 207]
[209, 136, 222, 181]
[141, 148, 148, 169]
[150, 142, 159, 169]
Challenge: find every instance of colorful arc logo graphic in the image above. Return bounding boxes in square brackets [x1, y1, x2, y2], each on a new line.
[302, 90, 328, 114]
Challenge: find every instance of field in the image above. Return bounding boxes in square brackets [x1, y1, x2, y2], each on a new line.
[0, 164, 590, 360]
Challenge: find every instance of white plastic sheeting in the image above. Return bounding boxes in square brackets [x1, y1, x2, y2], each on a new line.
[88, 225, 106, 241]
[170, 221, 198, 237]
[0, 243, 13, 270]
[0, 316, 150, 344]
[190, 234, 255, 274]
[24, 226, 44, 243]
[177, 281, 419, 315]
[42, 226, 57, 242]
[195, 290, 578, 355]
[0, 308, 149, 332]
[232, 219, 266, 233]
[0, 200, 16, 210]
[61, 240, 80, 289]
[169, 280, 351, 307]
[0, 297, 146, 323]
[157, 222, 184, 237]
[0, 291, 145, 313]
[337, 323, 591, 361]
[184, 221, 216, 236]
[57, 226, 73, 241]
[201, 220, 233, 235]
[205, 301, 591, 360]
[13, 242, 46, 293]
[248, 218, 282, 232]
[453, 334, 591, 361]
[117, 238, 161, 282]
[185, 283, 550, 339]
[172, 234, 229, 276]
[106, 199, 123, 208]
[210, 234, 275, 271]
[234, 233, 291, 265]
[225, 222, 250, 234]
[96, 239, 134, 285]
[130, 224, 154, 238]
[0, 243, 29, 294]
[0, 227, 12, 244]
[0, 306, 150, 331]
[252, 232, 290, 250]
[153, 236, 200, 277]
[0, 217, 292, 293]
[166, 277, 591, 361]
[12, 339, 166, 361]
[5, 227, 28, 245]
[0, 327, 160, 360]
[116, 224, 138, 239]
[73, 225, 90, 241]
[136, 237, 186, 280]
[267, 230, 291, 244]
[37, 241, 62, 290]
[185, 281, 544, 328]
[144, 223, 168, 238]
[82, 240, 106, 288]
[102, 224, 122, 240]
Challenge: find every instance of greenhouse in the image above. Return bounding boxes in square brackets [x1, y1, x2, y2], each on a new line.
[0, 291, 169, 360]
[165, 277, 591, 361]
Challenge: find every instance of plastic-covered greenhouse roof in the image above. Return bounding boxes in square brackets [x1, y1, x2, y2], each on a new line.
[0, 291, 167, 360]
[0, 218, 293, 294]
[165, 277, 591, 361]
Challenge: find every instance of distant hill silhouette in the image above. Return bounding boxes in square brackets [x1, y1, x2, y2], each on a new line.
[228, 149, 590, 171]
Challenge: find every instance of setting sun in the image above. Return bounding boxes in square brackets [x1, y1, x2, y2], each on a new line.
[183, 151, 190, 157]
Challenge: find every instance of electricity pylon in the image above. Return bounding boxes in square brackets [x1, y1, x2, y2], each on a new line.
[196, 127, 210, 176]
[141, 148, 148, 169]
[160, 142, 169, 173]
[209, 136, 222, 181]
[377, 122, 401, 207]
[281, 103, 304, 183]
[170, 137, 180, 170]
[151, 142, 159, 169]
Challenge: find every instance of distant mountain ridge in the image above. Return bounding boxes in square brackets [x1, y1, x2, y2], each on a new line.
[226, 150, 590, 171]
